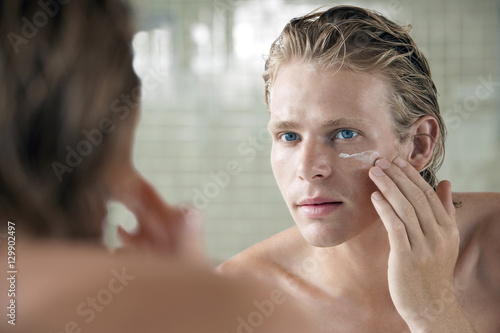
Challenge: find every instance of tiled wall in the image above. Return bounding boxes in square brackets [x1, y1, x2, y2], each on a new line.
[106, 0, 500, 263]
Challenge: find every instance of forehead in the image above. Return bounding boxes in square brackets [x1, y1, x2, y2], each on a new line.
[269, 62, 393, 126]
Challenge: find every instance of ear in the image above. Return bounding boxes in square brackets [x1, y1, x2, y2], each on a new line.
[407, 115, 439, 171]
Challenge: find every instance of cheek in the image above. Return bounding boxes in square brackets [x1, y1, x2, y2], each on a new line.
[334, 153, 379, 196]
[337, 150, 381, 167]
[271, 145, 294, 190]
[271, 144, 289, 168]
[271, 145, 291, 180]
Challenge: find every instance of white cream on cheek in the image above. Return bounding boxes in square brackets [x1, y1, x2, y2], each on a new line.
[338, 150, 381, 166]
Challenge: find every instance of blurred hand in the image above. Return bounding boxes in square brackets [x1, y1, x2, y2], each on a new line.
[108, 166, 207, 264]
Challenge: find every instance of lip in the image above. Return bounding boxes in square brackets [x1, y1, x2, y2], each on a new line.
[297, 197, 343, 218]
[297, 196, 340, 206]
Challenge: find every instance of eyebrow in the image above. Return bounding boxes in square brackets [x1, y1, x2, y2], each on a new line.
[267, 117, 368, 131]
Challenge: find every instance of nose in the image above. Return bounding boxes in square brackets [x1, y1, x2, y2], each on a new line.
[296, 141, 332, 181]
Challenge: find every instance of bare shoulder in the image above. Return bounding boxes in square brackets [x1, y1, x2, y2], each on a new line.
[216, 226, 308, 282]
[8, 240, 313, 333]
[454, 192, 500, 237]
[454, 192, 500, 285]
[454, 191, 500, 221]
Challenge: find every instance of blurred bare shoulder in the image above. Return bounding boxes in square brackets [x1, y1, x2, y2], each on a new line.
[5, 240, 314, 333]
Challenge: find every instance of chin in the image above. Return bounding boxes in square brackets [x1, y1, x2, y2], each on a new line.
[297, 219, 357, 247]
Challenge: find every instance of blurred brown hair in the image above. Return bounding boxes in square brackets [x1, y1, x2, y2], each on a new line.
[0, 0, 140, 240]
[263, 5, 445, 188]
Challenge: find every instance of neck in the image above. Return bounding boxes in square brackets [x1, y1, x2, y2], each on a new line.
[309, 219, 392, 303]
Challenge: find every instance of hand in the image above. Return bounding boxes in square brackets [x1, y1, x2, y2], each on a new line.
[369, 157, 475, 332]
[108, 166, 206, 264]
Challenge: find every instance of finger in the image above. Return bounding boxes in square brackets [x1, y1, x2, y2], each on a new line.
[369, 163, 426, 245]
[436, 180, 456, 224]
[117, 225, 152, 251]
[117, 225, 132, 244]
[373, 158, 439, 238]
[133, 207, 174, 251]
[392, 157, 453, 227]
[115, 171, 194, 254]
[117, 173, 181, 249]
[371, 191, 411, 252]
[117, 224, 142, 245]
[134, 182, 179, 247]
[176, 208, 209, 266]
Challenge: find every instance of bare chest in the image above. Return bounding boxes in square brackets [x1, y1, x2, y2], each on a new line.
[454, 230, 500, 332]
[276, 267, 498, 332]
[454, 269, 500, 332]
[276, 273, 409, 332]
[292, 292, 410, 333]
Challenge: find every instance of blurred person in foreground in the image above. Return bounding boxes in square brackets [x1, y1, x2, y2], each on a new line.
[218, 5, 500, 332]
[0, 1, 313, 332]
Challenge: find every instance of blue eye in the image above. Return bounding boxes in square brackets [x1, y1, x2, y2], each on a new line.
[280, 132, 299, 142]
[335, 130, 358, 140]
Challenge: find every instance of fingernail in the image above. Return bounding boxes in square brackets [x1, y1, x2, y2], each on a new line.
[372, 166, 385, 176]
[372, 191, 384, 201]
[393, 157, 408, 168]
[376, 158, 391, 169]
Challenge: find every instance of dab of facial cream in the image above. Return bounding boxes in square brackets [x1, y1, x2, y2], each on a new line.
[339, 150, 381, 165]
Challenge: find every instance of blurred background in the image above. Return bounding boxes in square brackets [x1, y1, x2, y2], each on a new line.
[106, 0, 500, 263]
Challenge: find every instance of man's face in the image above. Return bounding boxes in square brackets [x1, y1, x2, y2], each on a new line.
[268, 62, 408, 247]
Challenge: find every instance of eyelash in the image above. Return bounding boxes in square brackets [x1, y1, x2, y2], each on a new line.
[335, 129, 359, 140]
[278, 129, 360, 142]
